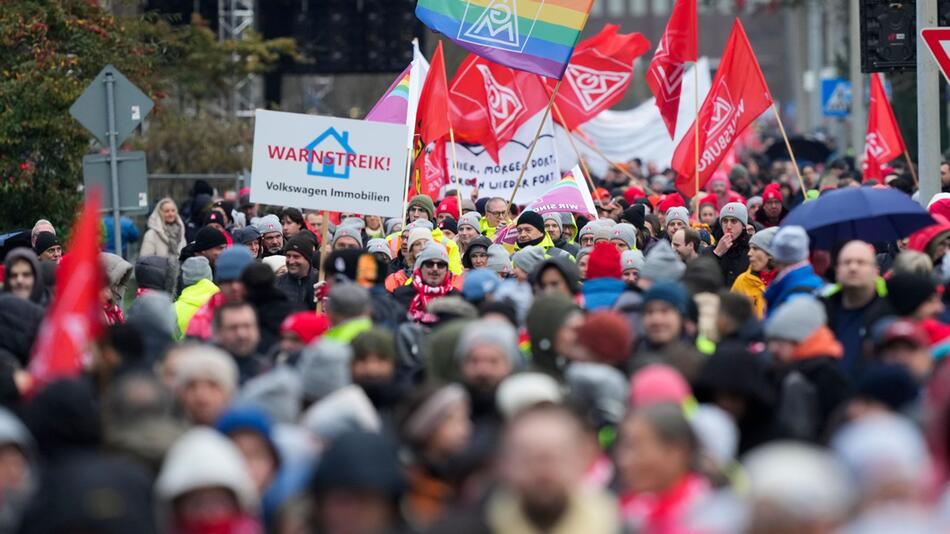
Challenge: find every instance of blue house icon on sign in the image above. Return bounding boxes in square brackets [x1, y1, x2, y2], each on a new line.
[306, 127, 355, 179]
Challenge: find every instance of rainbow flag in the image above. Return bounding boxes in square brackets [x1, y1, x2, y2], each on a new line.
[366, 64, 413, 124]
[416, 0, 594, 79]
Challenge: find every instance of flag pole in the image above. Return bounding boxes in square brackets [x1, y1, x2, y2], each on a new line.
[771, 103, 807, 196]
[449, 128, 463, 215]
[903, 150, 919, 188]
[315, 208, 331, 313]
[508, 79, 563, 210]
[694, 62, 701, 200]
[552, 101, 601, 202]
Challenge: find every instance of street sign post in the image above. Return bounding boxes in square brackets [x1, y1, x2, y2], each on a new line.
[821, 78, 852, 118]
[918, 11, 942, 208]
[82, 151, 149, 213]
[922, 28, 950, 85]
[69, 65, 154, 256]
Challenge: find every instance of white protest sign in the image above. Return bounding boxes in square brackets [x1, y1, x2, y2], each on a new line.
[453, 111, 561, 205]
[250, 109, 409, 217]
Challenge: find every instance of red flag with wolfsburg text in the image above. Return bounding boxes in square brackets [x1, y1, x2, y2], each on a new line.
[546, 24, 651, 131]
[29, 189, 105, 391]
[449, 54, 550, 164]
[672, 19, 773, 198]
[647, 0, 698, 138]
[863, 73, 906, 182]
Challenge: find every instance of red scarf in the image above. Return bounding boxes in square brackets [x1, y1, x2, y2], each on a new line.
[408, 268, 453, 323]
[757, 268, 777, 287]
[620, 473, 710, 534]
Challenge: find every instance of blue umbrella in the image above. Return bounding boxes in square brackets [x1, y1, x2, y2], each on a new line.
[781, 187, 935, 249]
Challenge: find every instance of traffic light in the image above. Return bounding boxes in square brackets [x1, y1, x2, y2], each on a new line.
[859, 0, 916, 73]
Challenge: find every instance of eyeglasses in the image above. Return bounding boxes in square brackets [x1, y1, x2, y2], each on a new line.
[422, 261, 447, 270]
[487, 210, 507, 218]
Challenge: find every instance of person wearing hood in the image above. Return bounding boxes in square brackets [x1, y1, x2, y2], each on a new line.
[582, 242, 626, 311]
[126, 292, 178, 364]
[514, 210, 556, 252]
[544, 212, 580, 257]
[531, 256, 581, 298]
[755, 184, 788, 228]
[155, 427, 262, 534]
[100, 252, 133, 326]
[731, 226, 779, 318]
[456, 319, 522, 425]
[141, 198, 187, 263]
[764, 225, 824, 316]
[0, 293, 43, 405]
[135, 255, 175, 297]
[32, 231, 62, 264]
[461, 236, 492, 271]
[174, 256, 219, 339]
[706, 202, 751, 288]
[350, 328, 402, 415]
[3, 247, 45, 305]
[397, 384, 472, 529]
[765, 297, 853, 442]
[526, 293, 583, 379]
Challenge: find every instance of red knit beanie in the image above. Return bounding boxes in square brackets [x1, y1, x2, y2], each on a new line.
[577, 310, 633, 365]
[436, 197, 460, 222]
[656, 193, 686, 214]
[762, 183, 783, 203]
[585, 242, 622, 279]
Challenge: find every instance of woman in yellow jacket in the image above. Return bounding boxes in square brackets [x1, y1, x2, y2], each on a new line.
[731, 227, 778, 319]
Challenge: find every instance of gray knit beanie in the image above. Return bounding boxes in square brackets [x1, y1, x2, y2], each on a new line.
[486, 244, 511, 274]
[297, 339, 353, 402]
[621, 249, 645, 272]
[749, 226, 780, 257]
[771, 225, 810, 264]
[764, 296, 826, 342]
[181, 256, 212, 287]
[610, 223, 638, 248]
[455, 319, 522, 367]
[512, 245, 545, 275]
[639, 240, 686, 282]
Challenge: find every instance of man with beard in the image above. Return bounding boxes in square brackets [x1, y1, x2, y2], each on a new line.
[256, 214, 284, 257]
[486, 404, 619, 532]
[543, 213, 579, 257]
[454, 319, 522, 427]
[275, 235, 317, 309]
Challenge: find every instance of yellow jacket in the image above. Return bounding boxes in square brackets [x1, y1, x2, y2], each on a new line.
[174, 278, 219, 339]
[731, 268, 767, 319]
[385, 227, 463, 275]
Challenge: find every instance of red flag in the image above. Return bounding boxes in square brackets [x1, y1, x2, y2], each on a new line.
[449, 54, 550, 163]
[547, 24, 651, 131]
[863, 73, 906, 182]
[417, 42, 451, 145]
[29, 190, 105, 390]
[672, 19, 773, 198]
[409, 138, 450, 202]
[647, 0, 698, 138]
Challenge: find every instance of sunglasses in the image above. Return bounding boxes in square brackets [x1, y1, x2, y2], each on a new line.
[422, 260, 447, 270]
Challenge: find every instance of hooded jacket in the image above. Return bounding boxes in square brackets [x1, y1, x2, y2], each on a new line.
[462, 236, 493, 270]
[0, 294, 45, 367]
[100, 253, 133, 307]
[530, 258, 581, 296]
[2, 248, 46, 305]
[134, 255, 174, 293]
[731, 267, 769, 319]
[140, 198, 187, 260]
[771, 326, 852, 443]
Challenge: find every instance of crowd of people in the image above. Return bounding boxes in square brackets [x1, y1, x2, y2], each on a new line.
[0, 153, 950, 534]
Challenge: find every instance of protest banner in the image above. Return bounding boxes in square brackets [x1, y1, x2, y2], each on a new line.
[452, 111, 561, 205]
[250, 110, 409, 217]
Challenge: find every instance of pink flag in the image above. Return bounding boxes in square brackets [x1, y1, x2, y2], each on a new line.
[365, 64, 412, 124]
